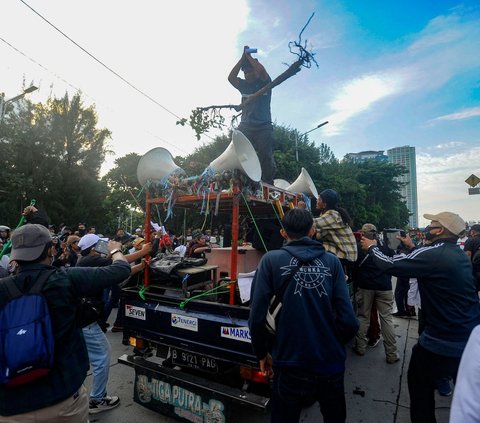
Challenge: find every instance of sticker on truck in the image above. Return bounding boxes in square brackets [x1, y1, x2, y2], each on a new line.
[135, 369, 228, 423]
[171, 313, 198, 332]
[220, 326, 251, 343]
[125, 304, 146, 320]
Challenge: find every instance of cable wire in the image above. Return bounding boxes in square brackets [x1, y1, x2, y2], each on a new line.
[19, 0, 182, 121]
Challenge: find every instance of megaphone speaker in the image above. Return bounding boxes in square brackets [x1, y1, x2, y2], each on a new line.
[137, 147, 185, 186]
[287, 168, 319, 198]
[206, 130, 262, 182]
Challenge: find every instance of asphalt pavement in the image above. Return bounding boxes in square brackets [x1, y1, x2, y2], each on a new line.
[86, 303, 452, 423]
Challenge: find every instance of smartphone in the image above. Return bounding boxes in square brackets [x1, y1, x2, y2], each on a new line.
[399, 230, 407, 238]
[94, 239, 109, 255]
[383, 229, 402, 250]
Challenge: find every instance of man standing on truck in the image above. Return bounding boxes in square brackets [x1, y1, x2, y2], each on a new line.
[228, 46, 276, 184]
[249, 208, 359, 423]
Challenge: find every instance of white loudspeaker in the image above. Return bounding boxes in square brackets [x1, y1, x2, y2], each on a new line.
[274, 179, 291, 190]
[287, 168, 319, 198]
[137, 147, 185, 186]
[207, 130, 262, 182]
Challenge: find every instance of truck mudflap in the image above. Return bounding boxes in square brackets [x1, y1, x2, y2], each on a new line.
[119, 354, 269, 422]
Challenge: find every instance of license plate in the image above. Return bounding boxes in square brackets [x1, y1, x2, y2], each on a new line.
[170, 348, 218, 373]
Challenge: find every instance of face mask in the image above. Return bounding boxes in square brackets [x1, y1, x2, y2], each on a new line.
[78, 229, 86, 236]
[424, 226, 441, 241]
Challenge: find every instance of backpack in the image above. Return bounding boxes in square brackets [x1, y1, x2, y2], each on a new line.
[0, 269, 56, 387]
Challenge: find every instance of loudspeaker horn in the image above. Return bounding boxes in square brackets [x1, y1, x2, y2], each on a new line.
[287, 168, 319, 198]
[137, 147, 185, 186]
[207, 130, 262, 182]
[273, 179, 291, 190]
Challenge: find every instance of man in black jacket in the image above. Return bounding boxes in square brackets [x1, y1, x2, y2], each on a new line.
[353, 223, 399, 363]
[0, 224, 130, 422]
[361, 211, 480, 423]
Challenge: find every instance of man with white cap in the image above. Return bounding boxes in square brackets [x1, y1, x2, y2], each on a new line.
[361, 211, 480, 423]
[0, 224, 130, 422]
[76, 233, 151, 414]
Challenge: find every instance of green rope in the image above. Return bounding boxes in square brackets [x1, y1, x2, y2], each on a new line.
[240, 192, 268, 252]
[0, 199, 36, 260]
[179, 282, 233, 309]
[138, 285, 149, 300]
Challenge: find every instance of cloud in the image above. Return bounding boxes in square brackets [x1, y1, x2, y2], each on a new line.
[427, 141, 466, 150]
[416, 145, 480, 224]
[430, 107, 480, 123]
[320, 9, 480, 137]
[323, 73, 403, 135]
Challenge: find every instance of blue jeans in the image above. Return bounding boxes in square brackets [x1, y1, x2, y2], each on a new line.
[270, 367, 346, 423]
[82, 322, 111, 401]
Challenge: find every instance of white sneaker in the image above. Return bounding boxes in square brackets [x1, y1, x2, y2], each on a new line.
[89, 395, 120, 414]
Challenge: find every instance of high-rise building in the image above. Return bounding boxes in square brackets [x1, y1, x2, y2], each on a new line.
[387, 146, 418, 228]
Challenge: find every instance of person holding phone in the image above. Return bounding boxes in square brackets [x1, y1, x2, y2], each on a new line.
[76, 233, 151, 414]
[228, 45, 276, 184]
[360, 212, 480, 422]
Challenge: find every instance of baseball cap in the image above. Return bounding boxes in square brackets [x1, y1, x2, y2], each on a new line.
[361, 223, 377, 233]
[77, 233, 108, 251]
[132, 237, 144, 248]
[10, 224, 52, 261]
[423, 212, 466, 236]
[66, 235, 81, 246]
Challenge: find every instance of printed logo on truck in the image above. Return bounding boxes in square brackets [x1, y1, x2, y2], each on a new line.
[220, 326, 251, 343]
[125, 305, 146, 320]
[136, 373, 226, 422]
[171, 314, 198, 332]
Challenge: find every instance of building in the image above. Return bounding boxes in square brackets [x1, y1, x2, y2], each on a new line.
[344, 150, 388, 163]
[387, 146, 418, 228]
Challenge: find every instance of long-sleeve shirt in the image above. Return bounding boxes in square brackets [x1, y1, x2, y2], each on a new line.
[314, 209, 358, 262]
[0, 260, 131, 416]
[367, 239, 480, 356]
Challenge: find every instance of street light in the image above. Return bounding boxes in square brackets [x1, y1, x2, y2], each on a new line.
[0, 85, 38, 123]
[295, 120, 329, 161]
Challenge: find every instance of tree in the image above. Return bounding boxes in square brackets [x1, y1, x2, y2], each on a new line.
[102, 153, 144, 235]
[0, 92, 111, 230]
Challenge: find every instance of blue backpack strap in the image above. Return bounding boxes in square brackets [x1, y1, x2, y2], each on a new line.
[1, 269, 56, 300]
[2, 276, 23, 300]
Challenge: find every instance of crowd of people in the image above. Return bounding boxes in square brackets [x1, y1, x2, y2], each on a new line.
[1, 194, 480, 422]
[249, 189, 480, 423]
[0, 206, 233, 422]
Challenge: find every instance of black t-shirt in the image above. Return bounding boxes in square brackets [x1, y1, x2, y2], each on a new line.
[76, 255, 113, 300]
[464, 237, 480, 255]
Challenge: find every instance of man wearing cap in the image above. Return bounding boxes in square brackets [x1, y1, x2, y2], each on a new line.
[228, 46, 277, 184]
[0, 224, 130, 422]
[352, 223, 399, 363]
[361, 211, 480, 422]
[76, 233, 151, 414]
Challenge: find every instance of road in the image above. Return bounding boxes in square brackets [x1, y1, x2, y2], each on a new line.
[86, 308, 452, 423]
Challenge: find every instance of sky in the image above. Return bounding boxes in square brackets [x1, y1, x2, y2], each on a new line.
[1, 0, 479, 226]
